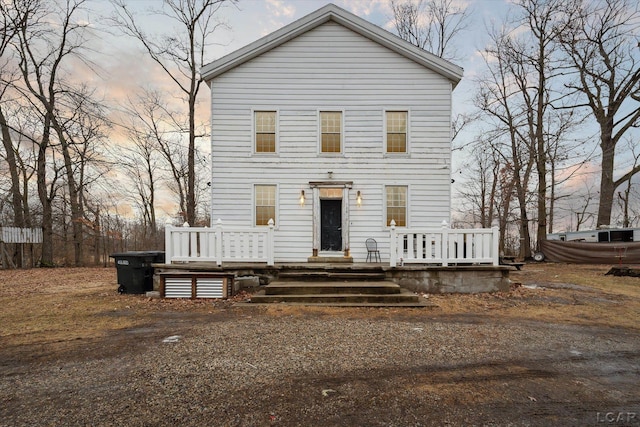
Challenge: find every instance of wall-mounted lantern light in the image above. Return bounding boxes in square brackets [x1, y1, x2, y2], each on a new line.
[299, 190, 305, 206]
[356, 190, 362, 207]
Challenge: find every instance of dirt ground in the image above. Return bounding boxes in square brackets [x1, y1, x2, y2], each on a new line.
[0, 263, 639, 426]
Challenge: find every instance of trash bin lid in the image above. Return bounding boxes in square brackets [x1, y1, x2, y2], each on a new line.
[110, 251, 165, 258]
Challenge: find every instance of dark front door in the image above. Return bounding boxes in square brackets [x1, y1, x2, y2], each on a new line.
[321, 199, 342, 251]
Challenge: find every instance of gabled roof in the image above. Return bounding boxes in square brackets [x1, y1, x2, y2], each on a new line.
[201, 3, 463, 87]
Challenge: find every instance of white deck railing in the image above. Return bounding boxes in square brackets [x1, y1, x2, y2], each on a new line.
[389, 221, 499, 267]
[165, 219, 275, 266]
[164, 219, 498, 267]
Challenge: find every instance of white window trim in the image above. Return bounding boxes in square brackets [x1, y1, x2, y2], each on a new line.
[253, 183, 279, 227]
[383, 109, 410, 155]
[252, 108, 279, 155]
[383, 184, 409, 228]
[317, 109, 345, 156]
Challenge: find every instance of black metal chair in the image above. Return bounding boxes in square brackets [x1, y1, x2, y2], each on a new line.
[366, 238, 381, 262]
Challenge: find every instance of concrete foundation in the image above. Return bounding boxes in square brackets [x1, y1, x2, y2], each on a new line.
[153, 262, 512, 295]
[386, 266, 510, 294]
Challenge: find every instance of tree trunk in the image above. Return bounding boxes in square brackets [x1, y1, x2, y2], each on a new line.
[514, 181, 532, 259]
[0, 106, 25, 229]
[53, 116, 84, 266]
[0, 106, 26, 268]
[187, 92, 196, 226]
[37, 124, 54, 267]
[535, 38, 547, 249]
[548, 161, 555, 233]
[597, 132, 616, 227]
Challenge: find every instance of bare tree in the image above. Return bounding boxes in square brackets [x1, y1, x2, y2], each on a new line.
[475, 25, 538, 259]
[545, 109, 586, 233]
[116, 91, 166, 244]
[573, 181, 598, 231]
[507, 0, 583, 248]
[13, 0, 93, 265]
[0, 0, 33, 233]
[616, 138, 640, 227]
[557, 0, 640, 227]
[109, 0, 236, 226]
[56, 87, 111, 265]
[457, 141, 500, 228]
[118, 89, 189, 223]
[390, 0, 470, 61]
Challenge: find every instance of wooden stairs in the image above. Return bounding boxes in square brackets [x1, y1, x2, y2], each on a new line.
[249, 269, 430, 307]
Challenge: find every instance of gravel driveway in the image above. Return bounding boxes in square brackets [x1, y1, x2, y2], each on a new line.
[2, 305, 639, 426]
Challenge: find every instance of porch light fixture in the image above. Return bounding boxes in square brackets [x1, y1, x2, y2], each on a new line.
[299, 190, 305, 206]
[356, 190, 362, 207]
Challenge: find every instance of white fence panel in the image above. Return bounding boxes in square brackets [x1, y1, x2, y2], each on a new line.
[390, 222, 499, 267]
[165, 219, 275, 266]
[0, 227, 43, 244]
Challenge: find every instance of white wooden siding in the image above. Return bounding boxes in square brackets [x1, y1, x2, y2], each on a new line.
[211, 22, 453, 262]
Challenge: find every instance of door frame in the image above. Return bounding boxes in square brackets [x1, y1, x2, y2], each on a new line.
[309, 181, 352, 257]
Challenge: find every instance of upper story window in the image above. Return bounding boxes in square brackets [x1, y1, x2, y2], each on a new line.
[320, 111, 342, 153]
[255, 111, 276, 153]
[385, 111, 408, 153]
[255, 184, 276, 226]
[386, 185, 407, 227]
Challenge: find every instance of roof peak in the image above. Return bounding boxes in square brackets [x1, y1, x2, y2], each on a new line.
[201, 3, 463, 87]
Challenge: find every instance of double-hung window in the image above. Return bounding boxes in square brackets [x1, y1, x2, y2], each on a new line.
[255, 111, 276, 153]
[385, 111, 408, 153]
[320, 111, 342, 153]
[255, 185, 276, 226]
[386, 185, 407, 227]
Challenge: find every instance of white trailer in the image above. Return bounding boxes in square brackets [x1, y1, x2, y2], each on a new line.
[547, 228, 640, 243]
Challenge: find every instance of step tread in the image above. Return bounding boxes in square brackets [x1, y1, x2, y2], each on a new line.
[278, 272, 386, 279]
[250, 292, 421, 304]
[266, 281, 400, 288]
[236, 301, 434, 308]
[264, 281, 402, 295]
[253, 291, 418, 297]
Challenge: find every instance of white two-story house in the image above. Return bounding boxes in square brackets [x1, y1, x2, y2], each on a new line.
[201, 3, 463, 263]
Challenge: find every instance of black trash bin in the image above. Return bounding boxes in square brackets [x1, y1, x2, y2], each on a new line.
[110, 251, 165, 294]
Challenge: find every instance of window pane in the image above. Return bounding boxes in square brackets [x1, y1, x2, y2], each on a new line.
[321, 112, 341, 132]
[387, 134, 406, 153]
[256, 133, 275, 152]
[255, 185, 276, 226]
[319, 188, 343, 199]
[386, 186, 407, 226]
[386, 111, 406, 132]
[386, 111, 407, 153]
[256, 206, 275, 226]
[255, 111, 276, 152]
[320, 111, 341, 153]
[322, 134, 341, 152]
[255, 111, 275, 132]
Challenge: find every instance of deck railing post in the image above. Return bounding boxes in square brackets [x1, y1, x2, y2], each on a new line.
[216, 219, 223, 266]
[492, 226, 500, 266]
[441, 220, 449, 267]
[165, 223, 173, 264]
[389, 220, 397, 267]
[267, 218, 275, 266]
